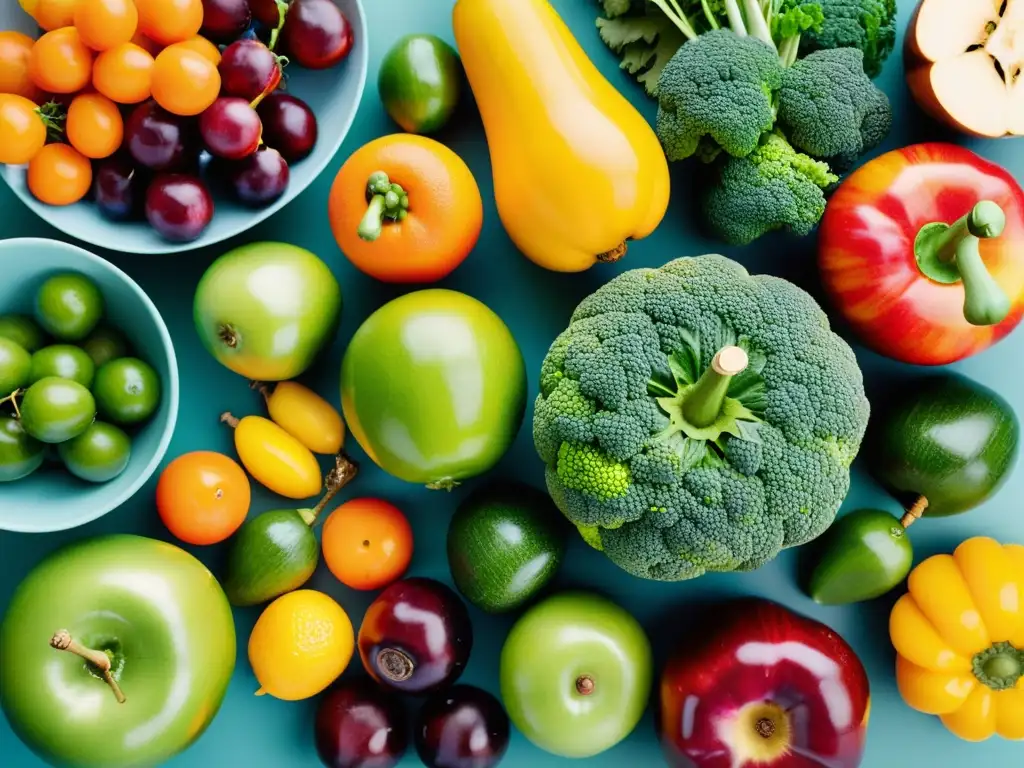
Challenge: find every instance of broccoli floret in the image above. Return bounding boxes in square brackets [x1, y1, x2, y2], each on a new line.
[533, 255, 870, 581]
[655, 28, 783, 162]
[701, 131, 838, 246]
[799, 0, 896, 78]
[776, 47, 892, 170]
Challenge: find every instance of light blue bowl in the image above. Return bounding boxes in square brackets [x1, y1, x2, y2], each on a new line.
[0, 238, 179, 532]
[0, 0, 368, 255]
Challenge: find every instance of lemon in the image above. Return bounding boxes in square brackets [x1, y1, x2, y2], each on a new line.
[248, 590, 355, 701]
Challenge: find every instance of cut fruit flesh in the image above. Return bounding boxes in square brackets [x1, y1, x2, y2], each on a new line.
[913, 0, 1001, 61]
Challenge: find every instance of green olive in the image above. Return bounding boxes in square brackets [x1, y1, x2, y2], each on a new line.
[93, 357, 161, 426]
[29, 345, 95, 389]
[35, 273, 104, 342]
[0, 338, 31, 399]
[0, 416, 44, 482]
[80, 323, 131, 368]
[0, 314, 46, 352]
[20, 377, 96, 444]
[58, 421, 132, 483]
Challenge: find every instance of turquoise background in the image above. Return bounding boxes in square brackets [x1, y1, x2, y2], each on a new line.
[2, 0, 1023, 765]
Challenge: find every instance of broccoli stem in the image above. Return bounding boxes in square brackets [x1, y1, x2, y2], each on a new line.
[648, 0, 699, 40]
[722, 0, 749, 35]
[357, 171, 410, 242]
[740, 0, 775, 49]
[778, 34, 800, 67]
[914, 201, 1012, 327]
[682, 346, 749, 428]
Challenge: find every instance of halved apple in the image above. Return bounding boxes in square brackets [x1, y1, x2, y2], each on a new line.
[906, 0, 1024, 137]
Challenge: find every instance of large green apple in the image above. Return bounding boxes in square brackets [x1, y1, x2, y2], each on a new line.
[340, 289, 526, 488]
[0, 535, 237, 768]
[194, 242, 342, 381]
[499, 591, 652, 758]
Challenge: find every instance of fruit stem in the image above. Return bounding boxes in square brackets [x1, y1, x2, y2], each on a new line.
[900, 495, 928, 529]
[426, 476, 460, 492]
[250, 380, 274, 404]
[220, 411, 241, 429]
[303, 452, 360, 526]
[0, 389, 22, 419]
[50, 630, 126, 704]
[357, 171, 409, 242]
[596, 241, 628, 263]
[682, 346, 749, 428]
[575, 675, 595, 695]
[36, 101, 66, 142]
[972, 641, 1024, 690]
[377, 648, 415, 682]
[268, 0, 290, 52]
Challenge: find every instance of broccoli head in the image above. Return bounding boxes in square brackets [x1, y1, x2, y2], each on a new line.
[799, 0, 897, 78]
[655, 28, 783, 162]
[701, 131, 837, 246]
[776, 47, 892, 170]
[533, 255, 870, 581]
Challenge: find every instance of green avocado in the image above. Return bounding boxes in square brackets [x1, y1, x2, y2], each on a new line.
[867, 373, 1019, 518]
[806, 508, 914, 605]
[223, 508, 319, 607]
[447, 481, 567, 614]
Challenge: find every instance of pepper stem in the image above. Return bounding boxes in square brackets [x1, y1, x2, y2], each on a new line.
[357, 171, 409, 242]
[900, 495, 928, 529]
[301, 453, 359, 526]
[682, 346, 748, 428]
[50, 630, 126, 704]
[915, 201, 1011, 326]
[972, 641, 1024, 690]
[220, 411, 240, 429]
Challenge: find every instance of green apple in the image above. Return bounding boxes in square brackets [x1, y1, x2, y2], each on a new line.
[193, 242, 342, 381]
[0, 535, 237, 768]
[499, 591, 652, 758]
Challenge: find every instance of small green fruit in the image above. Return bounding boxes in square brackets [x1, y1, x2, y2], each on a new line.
[29, 344, 95, 388]
[20, 377, 96, 444]
[35, 272, 104, 341]
[59, 421, 132, 483]
[0, 338, 31, 398]
[0, 314, 46, 352]
[378, 33, 462, 135]
[0, 416, 44, 482]
[223, 509, 319, 607]
[81, 323, 131, 368]
[93, 357, 161, 425]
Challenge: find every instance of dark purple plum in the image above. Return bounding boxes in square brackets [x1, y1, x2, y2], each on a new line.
[226, 148, 289, 206]
[249, 0, 283, 27]
[200, 0, 252, 43]
[281, 0, 353, 69]
[92, 155, 147, 221]
[415, 686, 510, 768]
[314, 677, 408, 768]
[256, 92, 317, 163]
[200, 97, 262, 160]
[145, 174, 214, 242]
[125, 101, 199, 172]
[219, 39, 281, 101]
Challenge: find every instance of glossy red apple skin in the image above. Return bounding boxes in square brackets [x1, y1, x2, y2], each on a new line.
[658, 598, 870, 768]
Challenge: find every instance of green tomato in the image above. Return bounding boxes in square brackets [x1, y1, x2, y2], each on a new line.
[20, 377, 96, 444]
[378, 33, 462, 135]
[0, 314, 46, 352]
[0, 337, 31, 398]
[35, 272, 105, 341]
[29, 344, 95, 388]
[93, 357, 161, 425]
[58, 421, 132, 483]
[80, 323, 131, 368]
[193, 242, 342, 382]
[341, 289, 526, 488]
[500, 592, 652, 758]
[0, 416, 44, 482]
[0, 534, 236, 768]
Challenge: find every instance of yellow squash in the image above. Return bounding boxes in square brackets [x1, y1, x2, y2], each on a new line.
[452, 0, 670, 273]
[221, 412, 322, 500]
[260, 381, 346, 456]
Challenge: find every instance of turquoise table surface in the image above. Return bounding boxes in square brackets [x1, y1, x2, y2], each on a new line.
[2, 1, 1023, 766]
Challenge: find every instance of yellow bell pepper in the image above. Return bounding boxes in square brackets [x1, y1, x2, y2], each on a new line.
[220, 411, 322, 500]
[889, 536, 1024, 742]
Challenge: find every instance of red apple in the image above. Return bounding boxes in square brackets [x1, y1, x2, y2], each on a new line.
[658, 598, 870, 768]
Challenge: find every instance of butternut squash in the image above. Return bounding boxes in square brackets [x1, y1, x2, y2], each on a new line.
[452, 0, 671, 273]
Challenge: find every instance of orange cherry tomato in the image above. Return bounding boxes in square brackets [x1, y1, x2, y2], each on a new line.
[29, 27, 95, 95]
[129, 30, 162, 56]
[0, 94, 48, 165]
[27, 0, 80, 31]
[92, 42, 154, 104]
[151, 44, 220, 117]
[321, 498, 414, 591]
[0, 31, 43, 101]
[74, 0, 139, 52]
[156, 451, 252, 546]
[136, 0, 203, 47]
[177, 35, 221, 66]
[328, 134, 484, 284]
[27, 143, 92, 206]
[66, 92, 123, 158]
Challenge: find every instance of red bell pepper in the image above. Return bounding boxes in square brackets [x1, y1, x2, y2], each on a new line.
[818, 143, 1024, 366]
[658, 598, 870, 768]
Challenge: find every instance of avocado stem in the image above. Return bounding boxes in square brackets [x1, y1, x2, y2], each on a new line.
[915, 201, 1011, 326]
[357, 171, 409, 242]
[575, 675, 595, 695]
[900, 495, 928, 529]
[50, 630, 126, 704]
[682, 346, 749, 429]
[220, 411, 240, 429]
[304, 452, 360, 526]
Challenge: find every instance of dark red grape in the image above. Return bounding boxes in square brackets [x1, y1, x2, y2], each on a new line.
[125, 101, 199, 172]
[200, 0, 252, 43]
[414, 686, 510, 768]
[256, 92, 317, 163]
[314, 677, 408, 768]
[219, 39, 282, 101]
[145, 174, 214, 242]
[282, 0, 354, 70]
[250, 0, 283, 27]
[92, 155, 147, 221]
[200, 97, 262, 160]
[226, 148, 289, 206]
